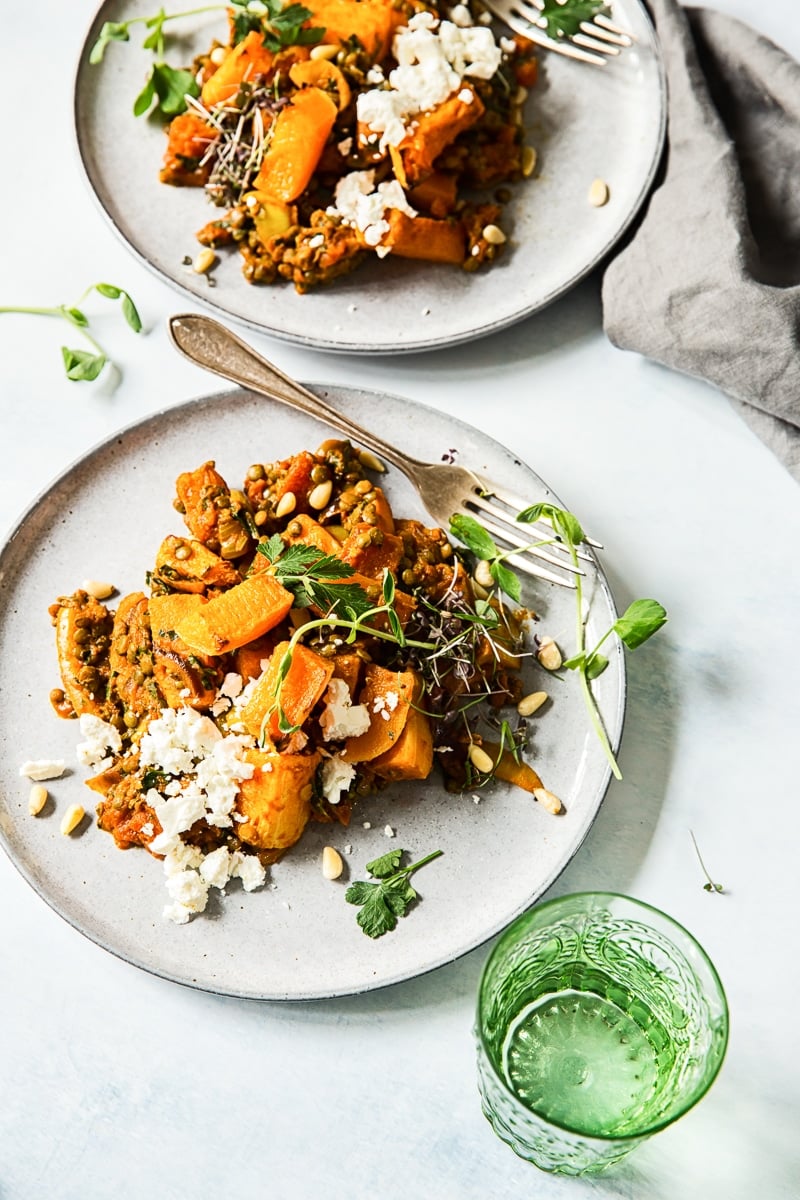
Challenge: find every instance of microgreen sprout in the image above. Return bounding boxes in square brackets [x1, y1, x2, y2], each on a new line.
[690, 831, 724, 894]
[0, 283, 142, 382]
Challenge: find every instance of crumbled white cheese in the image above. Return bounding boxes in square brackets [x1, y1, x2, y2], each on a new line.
[337, 135, 353, 155]
[319, 678, 371, 742]
[163, 841, 205, 876]
[499, 36, 517, 54]
[18, 760, 66, 781]
[449, 3, 472, 26]
[232, 853, 267, 892]
[163, 868, 210, 924]
[344, 844, 353, 854]
[354, 12, 501, 153]
[363, 821, 372, 830]
[199, 846, 235, 889]
[331, 171, 417, 250]
[321, 755, 356, 805]
[384, 825, 396, 838]
[75, 713, 122, 771]
[472, 793, 481, 804]
[140, 821, 154, 838]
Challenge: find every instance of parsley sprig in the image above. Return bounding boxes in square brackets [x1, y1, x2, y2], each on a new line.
[539, 0, 608, 39]
[0, 283, 142, 382]
[345, 848, 443, 938]
[91, 1, 323, 118]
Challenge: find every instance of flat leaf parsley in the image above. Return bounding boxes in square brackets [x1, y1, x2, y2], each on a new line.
[345, 848, 444, 938]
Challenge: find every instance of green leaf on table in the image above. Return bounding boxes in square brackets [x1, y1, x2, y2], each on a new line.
[365, 848, 404, 878]
[61, 347, 107, 382]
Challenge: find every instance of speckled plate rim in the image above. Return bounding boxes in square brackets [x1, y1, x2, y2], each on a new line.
[0, 385, 626, 999]
[71, 0, 666, 355]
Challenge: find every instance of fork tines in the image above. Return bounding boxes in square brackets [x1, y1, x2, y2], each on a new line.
[493, 0, 634, 66]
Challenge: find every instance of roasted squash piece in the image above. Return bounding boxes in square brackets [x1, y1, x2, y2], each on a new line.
[342, 664, 419, 763]
[331, 652, 363, 698]
[160, 111, 216, 186]
[372, 706, 434, 781]
[306, 0, 406, 59]
[50, 590, 116, 721]
[235, 747, 320, 849]
[340, 523, 404, 579]
[108, 593, 163, 734]
[381, 210, 466, 265]
[201, 30, 277, 106]
[149, 593, 222, 709]
[232, 634, 281, 683]
[152, 535, 241, 594]
[254, 86, 338, 202]
[280, 513, 343, 558]
[239, 641, 334, 741]
[394, 86, 485, 186]
[174, 460, 251, 559]
[174, 572, 294, 656]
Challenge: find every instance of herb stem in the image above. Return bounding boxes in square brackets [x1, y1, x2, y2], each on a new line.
[569, 538, 622, 781]
[391, 849, 444, 878]
[0, 306, 64, 316]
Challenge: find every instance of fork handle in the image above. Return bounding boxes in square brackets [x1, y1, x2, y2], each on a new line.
[168, 313, 428, 476]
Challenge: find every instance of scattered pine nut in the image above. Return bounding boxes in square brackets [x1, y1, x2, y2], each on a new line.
[482, 224, 507, 246]
[514, 85, 528, 105]
[275, 490, 297, 518]
[471, 578, 489, 601]
[60, 804, 85, 835]
[473, 559, 494, 589]
[517, 691, 548, 717]
[193, 249, 217, 275]
[533, 787, 562, 815]
[588, 178, 610, 207]
[537, 637, 562, 671]
[254, 510, 268, 526]
[522, 146, 538, 178]
[173, 543, 191, 561]
[468, 743, 494, 775]
[308, 480, 333, 510]
[358, 448, 386, 473]
[81, 579, 115, 600]
[310, 42, 339, 60]
[19, 760, 65, 781]
[28, 784, 48, 816]
[322, 846, 344, 880]
[209, 46, 228, 65]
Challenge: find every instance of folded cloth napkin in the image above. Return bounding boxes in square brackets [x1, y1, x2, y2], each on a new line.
[602, 0, 800, 482]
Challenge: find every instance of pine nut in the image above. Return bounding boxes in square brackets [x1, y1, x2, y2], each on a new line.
[60, 804, 85, 835]
[358, 448, 386, 473]
[322, 846, 344, 879]
[537, 637, 562, 671]
[193, 249, 217, 274]
[588, 178, 609, 207]
[254, 510, 268, 526]
[210, 46, 227, 65]
[81, 579, 115, 600]
[471, 579, 489, 600]
[533, 787, 562, 814]
[522, 146, 537, 178]
[275, 491, 297, 518]
[308, 480, 333, 510]
[28, 784, 48, 816]
[514, 85, 528, 105]
[310, 42, 339, 60]
[173, 544, 191, 561]
[468, 743, 494, 775]
[517, 691, 548, 717]
[474, 559, 494, 589]
[482, 224, 507, 246]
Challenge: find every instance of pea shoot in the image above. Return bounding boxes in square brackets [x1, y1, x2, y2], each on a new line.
[0, 283, 142, 382]
[690, 831, 725, 895]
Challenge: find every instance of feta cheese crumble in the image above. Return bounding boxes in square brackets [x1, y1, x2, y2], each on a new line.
[321, 755, 357, 805]
[75, 713, 122, 771]
[319, 678, 371, 742]
[331, 171, 416, 251]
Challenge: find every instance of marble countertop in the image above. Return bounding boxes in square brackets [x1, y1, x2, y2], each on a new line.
[2, 3, 798, 1197]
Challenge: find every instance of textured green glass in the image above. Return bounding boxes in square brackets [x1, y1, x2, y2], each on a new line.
[475, 893, 729, 1175]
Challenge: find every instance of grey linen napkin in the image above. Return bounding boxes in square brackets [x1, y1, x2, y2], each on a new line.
[602, 0, 800, 482]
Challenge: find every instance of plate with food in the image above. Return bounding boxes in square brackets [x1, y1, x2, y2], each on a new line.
[74, 0, 665, 352]
[0, 385, 629, 998]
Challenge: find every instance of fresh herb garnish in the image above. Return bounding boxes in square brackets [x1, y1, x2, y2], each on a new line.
[257, 535, 374, 619]
[0, 283, 142, 382]
[690, 831, 724, 894]
[516, 501, 666, 781]
[90, 2, 324, 117]
[345, 848, 443, 938]
[449, 512, 556, 605]
[539, 0, 608, 39]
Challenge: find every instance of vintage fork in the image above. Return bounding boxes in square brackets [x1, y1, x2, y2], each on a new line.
[168, 313, 597, 589]
[484, 0, 634, 66]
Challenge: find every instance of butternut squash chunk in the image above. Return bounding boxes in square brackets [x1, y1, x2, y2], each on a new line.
[280, 513, 343, 558]
[174, 572, 293, 656]
[340, 523, 404, 579]
[254, 86, 338, 203]
[331, 652, 363, 698]
[236, 747, 320, 849]
[372, 706, 434, 781]
[342, 664, 419, 763]
[109, 593, 163, 733]
[305, 0, 405, 59]
[51, 591, 116, 721]
[408, 172, 459, 218]
[201, 31, 277, 106]
[149, 593, 221, 709]
[396, 86, 485, 185]
[239, 641, 334, 740]
[160, 111, 216, 186]
[382, 210, 466, 265]
[232, 634, 281, 683]
[153, 535, 241, 594]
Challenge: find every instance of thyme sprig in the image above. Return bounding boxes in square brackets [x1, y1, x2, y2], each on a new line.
[0, 283, 142, 382]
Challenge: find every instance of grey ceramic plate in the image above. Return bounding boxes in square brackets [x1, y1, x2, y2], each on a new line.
[0, 386, 624, 999]
[74, 1, 665, 353]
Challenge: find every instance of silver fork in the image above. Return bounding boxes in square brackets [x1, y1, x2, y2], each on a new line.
[168, 313, 596, 589]
[485, 0, 634, 66]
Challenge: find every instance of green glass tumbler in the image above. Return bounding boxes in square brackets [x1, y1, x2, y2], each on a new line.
[475, 893, 729, 1175]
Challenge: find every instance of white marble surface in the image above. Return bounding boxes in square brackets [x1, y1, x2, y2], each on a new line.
[1, 3, 799, 1197]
